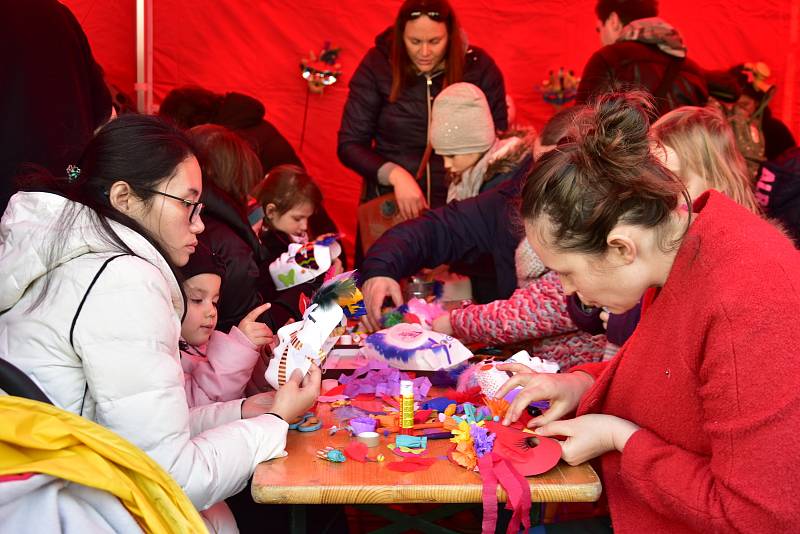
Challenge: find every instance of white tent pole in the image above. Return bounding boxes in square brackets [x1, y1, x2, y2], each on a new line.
[135, 0, 153, 114]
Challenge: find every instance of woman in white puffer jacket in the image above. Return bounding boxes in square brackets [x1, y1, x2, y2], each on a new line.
[0, 115, 320, 533]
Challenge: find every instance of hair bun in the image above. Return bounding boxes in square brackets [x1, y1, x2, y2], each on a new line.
[576, 91, 655, 176]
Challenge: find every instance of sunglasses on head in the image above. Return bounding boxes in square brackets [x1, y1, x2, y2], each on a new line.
[408, 10, 445, 21]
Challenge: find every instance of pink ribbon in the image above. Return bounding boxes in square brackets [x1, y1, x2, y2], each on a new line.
[478, 452, 532, 534]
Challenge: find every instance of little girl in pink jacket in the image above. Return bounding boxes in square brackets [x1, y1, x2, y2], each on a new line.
[180, 241, 274, 406]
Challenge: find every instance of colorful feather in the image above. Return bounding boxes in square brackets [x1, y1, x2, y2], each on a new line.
[310, 270, 365, 316]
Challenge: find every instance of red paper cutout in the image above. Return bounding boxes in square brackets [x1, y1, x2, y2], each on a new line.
[386, 457, 437, 472]
[298, 292, 311, 315]
[413, 409, 433, 423]
[478, 453, 531, 534]
[442, 386, 483, 405]
[484, 421, 561, 476]
[321, 384, 345, 397]
[344, 441, 368, 462]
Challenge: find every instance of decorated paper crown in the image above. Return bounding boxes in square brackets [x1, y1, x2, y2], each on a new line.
[265, 272, 365, 389]
[269, 234, 342, 291]
[361, 323, 473, 371]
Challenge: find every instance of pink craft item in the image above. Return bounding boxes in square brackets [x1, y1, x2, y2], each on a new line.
[484, 421, 561, 477]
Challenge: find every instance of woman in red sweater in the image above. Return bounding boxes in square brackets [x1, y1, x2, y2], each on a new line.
[497, 92, 800, 533]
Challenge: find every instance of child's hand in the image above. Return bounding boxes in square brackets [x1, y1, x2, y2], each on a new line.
[599, 309, 610, 331]
[238, 302, 274, 347]
[431, 311, 454, 335]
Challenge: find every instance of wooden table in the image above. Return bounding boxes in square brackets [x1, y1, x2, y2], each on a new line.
[251, 394, 602, 532]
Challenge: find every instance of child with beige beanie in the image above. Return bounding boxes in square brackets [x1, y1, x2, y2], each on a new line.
[430, 82, 533, 202]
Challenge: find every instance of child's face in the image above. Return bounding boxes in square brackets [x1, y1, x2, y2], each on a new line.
[266, 201, 315, 239]
[181, 273, 222, 346]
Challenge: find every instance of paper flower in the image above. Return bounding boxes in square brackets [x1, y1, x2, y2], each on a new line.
[450, 420, 474, 448]
[470, 424, 496, 458]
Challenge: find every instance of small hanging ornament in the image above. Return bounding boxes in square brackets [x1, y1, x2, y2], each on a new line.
[300, 41, 343, 94]
[538, 67, 580, 109]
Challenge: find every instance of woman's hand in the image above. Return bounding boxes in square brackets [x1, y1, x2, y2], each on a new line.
[389, 166, 428, 220]
[241, 390, 275, 418]
[238, 302, 274, 347]
[361, 276, 403, 332]
[495, 364, 595, 427]
[265, 364, 322, 422]
[534, 414, 639, 465]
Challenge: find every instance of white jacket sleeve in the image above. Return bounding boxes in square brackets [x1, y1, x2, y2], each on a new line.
[188, 399, 243, 436]
[72, 257, 288, 510]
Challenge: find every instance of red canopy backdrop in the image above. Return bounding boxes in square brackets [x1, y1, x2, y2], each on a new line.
[64, 0, 799, 259]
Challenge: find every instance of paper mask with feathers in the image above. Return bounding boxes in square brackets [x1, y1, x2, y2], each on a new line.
[265, 271, 365, 389]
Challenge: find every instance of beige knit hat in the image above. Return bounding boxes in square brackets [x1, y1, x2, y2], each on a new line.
[430, 82, 495, 155]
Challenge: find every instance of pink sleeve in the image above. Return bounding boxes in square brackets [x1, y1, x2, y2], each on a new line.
[181, 328, 259, 406]
[450, 271, 577, 345]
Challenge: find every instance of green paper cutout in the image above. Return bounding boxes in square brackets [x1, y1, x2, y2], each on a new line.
[278, 269, 296, 287]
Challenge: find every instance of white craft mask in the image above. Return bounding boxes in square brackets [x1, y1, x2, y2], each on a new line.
[265, 301, 345, 389]
[269, 235, 342, 290]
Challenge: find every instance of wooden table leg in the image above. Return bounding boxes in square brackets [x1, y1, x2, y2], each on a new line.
[289, 504, 307, 534]
[357, 503, 474, 534]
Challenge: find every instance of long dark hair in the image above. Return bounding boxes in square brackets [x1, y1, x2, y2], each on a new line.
[520, 91, 689, 255]
[17, 114, 196, 309]
[389, 0, 465, 103]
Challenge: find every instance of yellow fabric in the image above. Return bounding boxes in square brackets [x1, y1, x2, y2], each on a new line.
[0, 396, 207, 534]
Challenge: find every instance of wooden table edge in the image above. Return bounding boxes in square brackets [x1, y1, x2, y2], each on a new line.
[251, 478, 602, 505]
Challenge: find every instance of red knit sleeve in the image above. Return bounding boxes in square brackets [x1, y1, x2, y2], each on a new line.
[450, 271, 576, 345]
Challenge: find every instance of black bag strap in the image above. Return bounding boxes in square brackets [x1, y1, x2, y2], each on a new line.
[69, 253, 129, 415]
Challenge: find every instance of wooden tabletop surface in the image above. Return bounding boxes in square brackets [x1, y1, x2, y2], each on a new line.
[251, 394, 602, 505]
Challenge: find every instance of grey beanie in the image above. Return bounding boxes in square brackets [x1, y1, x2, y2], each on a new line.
[430, 82, 495, 155]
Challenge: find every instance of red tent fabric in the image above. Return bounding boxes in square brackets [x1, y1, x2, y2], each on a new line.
[65, 0, 800, 258]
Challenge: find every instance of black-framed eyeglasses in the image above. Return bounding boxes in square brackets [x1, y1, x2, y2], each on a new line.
[143, 189, 203, 223]
[409, 10, 443, 21]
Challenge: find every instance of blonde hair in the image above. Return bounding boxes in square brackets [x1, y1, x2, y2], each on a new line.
[651, 106, 760, 214]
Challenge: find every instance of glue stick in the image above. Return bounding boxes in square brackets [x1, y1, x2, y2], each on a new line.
[400, 380, 414, 435]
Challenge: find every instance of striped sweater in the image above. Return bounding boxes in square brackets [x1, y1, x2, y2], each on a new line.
[450, 270, 607, 369]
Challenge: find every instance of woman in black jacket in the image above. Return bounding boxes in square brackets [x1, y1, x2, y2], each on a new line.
[337, 0, 507, 262]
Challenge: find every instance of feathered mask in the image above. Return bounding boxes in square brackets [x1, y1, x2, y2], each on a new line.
[265, 271, 365, 389]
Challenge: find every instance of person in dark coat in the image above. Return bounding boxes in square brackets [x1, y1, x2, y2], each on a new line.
[576, 0, 707, 116]
[360, 171, 524, 332]
[359, 105, 642, 345]
[756, 147, 800, 247]
[0, 0, 112, 214]
[187, 125, 271, 333]
[159, 85, 344, 267]
[159, 86, 302, 171]
[337, 0, 507, 262]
